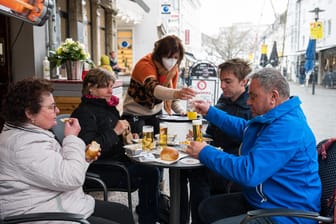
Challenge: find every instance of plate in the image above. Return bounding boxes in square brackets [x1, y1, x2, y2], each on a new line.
[180, 157, 200, 165]
[131, 138, 142, 143]
[124, 144, 142, 156]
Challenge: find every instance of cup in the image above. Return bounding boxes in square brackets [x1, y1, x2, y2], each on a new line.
[159, 122, 168, 146]
[142, 125, 154, 151]
[187, 111, 198, 120]
[192, 119, 203, 142]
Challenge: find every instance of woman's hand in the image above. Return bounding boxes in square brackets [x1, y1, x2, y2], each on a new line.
[113, 119, 130, 135]
[174, 87, 196, 100]
[64, 118, 81, 137]
[85, 143, 101, 162]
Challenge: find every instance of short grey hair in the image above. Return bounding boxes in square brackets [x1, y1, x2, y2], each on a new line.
[249, 68, 290, 98]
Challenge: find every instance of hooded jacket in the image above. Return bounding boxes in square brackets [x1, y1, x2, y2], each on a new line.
[199, 96, 321, 224]
[0, 123, 94, 219]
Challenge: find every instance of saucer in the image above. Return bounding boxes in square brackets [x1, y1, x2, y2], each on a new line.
[180, 157, 200, 165]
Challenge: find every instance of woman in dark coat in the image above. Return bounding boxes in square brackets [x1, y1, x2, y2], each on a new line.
[71, 68, 160, 224]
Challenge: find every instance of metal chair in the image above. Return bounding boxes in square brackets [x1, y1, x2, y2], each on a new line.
[1, 212, 89, 223]
[239, 138, 336, 224]
[52, 114, 136, 213]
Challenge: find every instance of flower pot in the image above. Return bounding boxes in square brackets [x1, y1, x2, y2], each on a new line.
[65, 60, 84, 80]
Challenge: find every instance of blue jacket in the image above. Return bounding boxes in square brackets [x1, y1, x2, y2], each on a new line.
[199, 96, 321, 223]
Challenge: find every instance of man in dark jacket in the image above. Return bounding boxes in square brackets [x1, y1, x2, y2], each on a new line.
[180, 58, 252, 223]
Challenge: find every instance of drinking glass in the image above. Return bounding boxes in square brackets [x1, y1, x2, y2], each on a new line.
[159, 122, 168, 147]
[192, 119, 203, 142]
[142, 125, 154, 151]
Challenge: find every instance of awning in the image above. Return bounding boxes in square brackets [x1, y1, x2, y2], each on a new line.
[130, 0, 150, 13]
[116, 0, 147, 25]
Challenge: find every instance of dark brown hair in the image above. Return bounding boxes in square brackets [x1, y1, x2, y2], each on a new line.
[218, 58, 252, 81]
[152, 35, 185, 66]
[1, 77, 53, 126]
[82, 67, 116, 95]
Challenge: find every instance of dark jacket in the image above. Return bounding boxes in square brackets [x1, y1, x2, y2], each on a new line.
[71, 97, 128, 162]
[206, 88, 251, 155]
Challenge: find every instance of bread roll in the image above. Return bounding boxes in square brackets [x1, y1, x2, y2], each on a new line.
[86, 141, 100, 160]
[160, 147, 179, 161]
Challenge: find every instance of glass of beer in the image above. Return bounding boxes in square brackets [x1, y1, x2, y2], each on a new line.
[159, 122, 168, 147]
[192, 119, 203, 142]
[142, 125, 154, 151]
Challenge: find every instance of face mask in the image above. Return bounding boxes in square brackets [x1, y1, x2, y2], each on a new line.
[162, 57, 178, 71]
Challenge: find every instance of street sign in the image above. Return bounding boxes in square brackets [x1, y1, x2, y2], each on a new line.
[310, 22, 323, 39]
[161, 4, 171, 14]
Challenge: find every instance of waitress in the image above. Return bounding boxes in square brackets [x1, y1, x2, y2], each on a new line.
[122, 35, 196, 135]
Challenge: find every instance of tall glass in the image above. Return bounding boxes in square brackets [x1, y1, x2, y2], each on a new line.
[159, 122, 168, 146]
[192, 119, 203, 142]
[142, 125, 154, 151]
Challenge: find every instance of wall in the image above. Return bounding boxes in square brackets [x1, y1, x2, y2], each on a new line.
[10, 18, 47, 82]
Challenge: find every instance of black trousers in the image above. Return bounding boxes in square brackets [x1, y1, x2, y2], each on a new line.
[88, 162, 160, 224]
[87, 199, 134, 224]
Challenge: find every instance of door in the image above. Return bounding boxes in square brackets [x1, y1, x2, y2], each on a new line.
[0, 14, 12, 130]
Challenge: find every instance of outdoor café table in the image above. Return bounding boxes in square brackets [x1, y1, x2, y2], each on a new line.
[127, 148, 203, 224]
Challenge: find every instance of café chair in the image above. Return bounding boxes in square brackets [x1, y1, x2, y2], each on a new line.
[239, 138, 336, 224]
[200, 139, 336, 224]
[1, 212, 89, 223]
[52, 114, 136, 214]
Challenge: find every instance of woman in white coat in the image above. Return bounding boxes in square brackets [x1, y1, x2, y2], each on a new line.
[0, 78, 133, 224]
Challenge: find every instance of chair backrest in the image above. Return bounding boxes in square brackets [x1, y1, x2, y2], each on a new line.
[317, 138, 336, 216]
[51, 114, 70, 143]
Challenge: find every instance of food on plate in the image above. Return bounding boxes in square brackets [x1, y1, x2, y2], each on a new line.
[160, 147, 179, 161]
[180, 140, 191, 145]
[86, 141, 100, 160]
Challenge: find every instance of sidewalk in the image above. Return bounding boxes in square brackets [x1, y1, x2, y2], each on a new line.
[289, 81, 336, 142]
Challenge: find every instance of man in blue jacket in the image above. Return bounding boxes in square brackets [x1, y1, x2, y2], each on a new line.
[187, 67, 321, 223]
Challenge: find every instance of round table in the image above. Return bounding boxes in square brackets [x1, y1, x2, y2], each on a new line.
[128, 149, 203, 224]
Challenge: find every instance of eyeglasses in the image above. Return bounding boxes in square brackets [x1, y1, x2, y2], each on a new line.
[41, 103, 58, 112]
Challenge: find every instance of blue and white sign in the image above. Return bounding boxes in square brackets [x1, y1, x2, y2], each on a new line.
[161, 4, 171, 14]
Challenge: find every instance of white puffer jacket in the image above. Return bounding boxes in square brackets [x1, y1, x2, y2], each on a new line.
[0, 123, 94, 219]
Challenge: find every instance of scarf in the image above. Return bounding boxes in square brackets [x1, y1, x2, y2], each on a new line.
[85, 94, 119, 107]
[153, 59, 178, 115]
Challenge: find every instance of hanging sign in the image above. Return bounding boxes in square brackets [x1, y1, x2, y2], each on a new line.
[310, 22, 323, 39]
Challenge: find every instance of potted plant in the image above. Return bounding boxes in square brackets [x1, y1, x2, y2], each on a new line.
[49, 38, 94, 80]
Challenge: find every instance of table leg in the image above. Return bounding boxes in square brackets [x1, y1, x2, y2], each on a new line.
[169, 168, 180, 224]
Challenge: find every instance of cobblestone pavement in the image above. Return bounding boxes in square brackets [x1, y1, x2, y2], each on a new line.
[89, 81, 336, 223]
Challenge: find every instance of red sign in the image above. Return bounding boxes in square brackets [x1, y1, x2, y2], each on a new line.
[185, 29, 190, 45]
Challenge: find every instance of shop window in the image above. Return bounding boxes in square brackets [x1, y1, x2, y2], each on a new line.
[83, 0, 92, 56]
[56, 0, 69, 43]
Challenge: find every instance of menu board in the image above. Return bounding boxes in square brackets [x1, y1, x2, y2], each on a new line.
[190, 62, 217, 78]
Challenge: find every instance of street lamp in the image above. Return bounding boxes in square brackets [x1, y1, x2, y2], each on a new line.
[308, 7, 324, 95]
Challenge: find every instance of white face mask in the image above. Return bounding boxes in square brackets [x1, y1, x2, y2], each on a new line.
[162, 57, 178, 71]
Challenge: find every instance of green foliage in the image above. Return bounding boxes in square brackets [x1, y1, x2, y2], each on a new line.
[48, 38, 94, 68]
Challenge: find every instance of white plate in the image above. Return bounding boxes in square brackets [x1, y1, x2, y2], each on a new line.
[131, 138, 142, 143]
[180, 157, 200, 165]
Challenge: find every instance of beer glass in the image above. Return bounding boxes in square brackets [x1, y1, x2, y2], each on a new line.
[159, 122, 168, 146]
[142, 125, 154, 151]
[192, 119, 203, 142]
